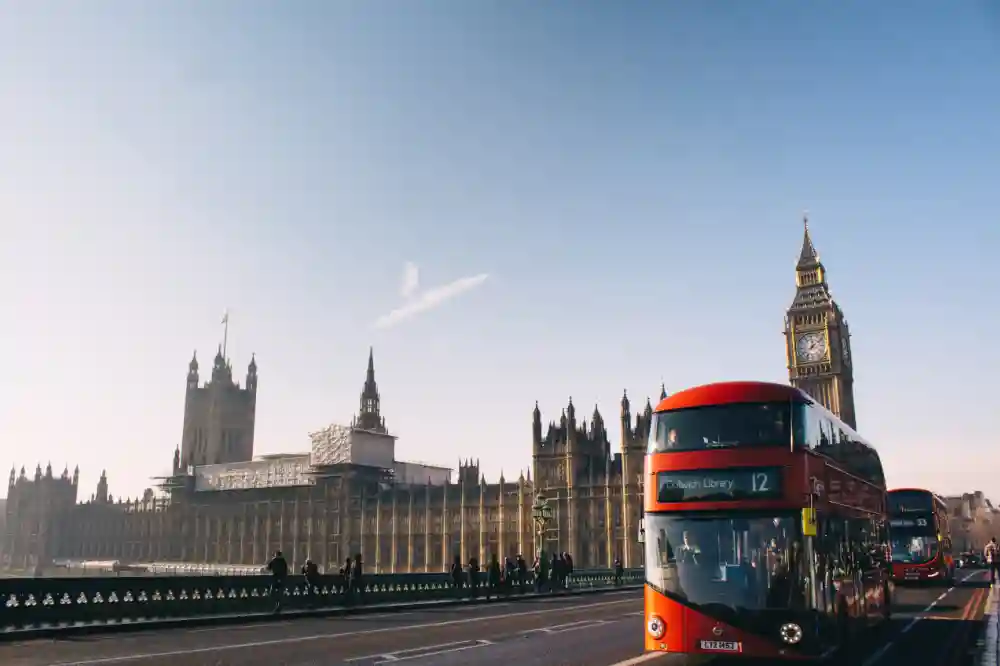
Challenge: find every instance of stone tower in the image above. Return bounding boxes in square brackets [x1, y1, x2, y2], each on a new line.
[180, 348, 258, 467]
[0, 463, 78, 571]
[784, 216, 857, 429]
[531, 396, 622, 567]
[352, 347, 387, 433]
[619, 387, 658, 568]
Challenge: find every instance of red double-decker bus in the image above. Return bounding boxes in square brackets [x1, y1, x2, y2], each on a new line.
[643, 381, 892, 661]
[888, 488, 954, 585]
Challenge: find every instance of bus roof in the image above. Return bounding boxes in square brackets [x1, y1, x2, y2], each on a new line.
[889, 488, 934, 495]
[654, 381, 811, 413]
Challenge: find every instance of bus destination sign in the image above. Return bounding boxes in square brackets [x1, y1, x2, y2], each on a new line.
[657, 467, 784, 503]
[889, 516, 931, 529]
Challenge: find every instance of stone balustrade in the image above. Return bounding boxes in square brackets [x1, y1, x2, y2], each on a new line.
[0, 567, 642, 636]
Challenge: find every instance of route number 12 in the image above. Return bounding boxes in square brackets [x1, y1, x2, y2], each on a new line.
[751, 473, 771, 493]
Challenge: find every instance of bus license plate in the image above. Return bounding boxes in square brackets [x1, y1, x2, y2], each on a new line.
[700, 640, 740, 652]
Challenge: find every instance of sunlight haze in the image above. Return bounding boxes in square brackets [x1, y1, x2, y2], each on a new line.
[1, 1, 997, 503]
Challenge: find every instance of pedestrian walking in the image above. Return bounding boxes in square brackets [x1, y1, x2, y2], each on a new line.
[986, 538, 998, 586]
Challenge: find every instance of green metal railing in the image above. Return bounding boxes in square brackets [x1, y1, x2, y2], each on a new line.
[0, 567, 642, 635]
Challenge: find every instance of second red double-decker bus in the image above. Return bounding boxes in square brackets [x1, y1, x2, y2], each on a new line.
[888, 488, 954, 585]
[643, 381, 892, 661]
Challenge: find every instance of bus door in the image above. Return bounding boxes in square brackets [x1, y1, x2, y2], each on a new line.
[801, 508, 823, 613]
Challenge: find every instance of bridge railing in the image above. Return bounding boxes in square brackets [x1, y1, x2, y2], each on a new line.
[0, 567, 643, 634]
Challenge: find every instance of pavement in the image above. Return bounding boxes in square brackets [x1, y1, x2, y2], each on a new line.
[0, 569, 991, 666]
[980, 584, 998, 666]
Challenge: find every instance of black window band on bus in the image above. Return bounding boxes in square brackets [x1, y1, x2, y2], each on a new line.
[647, 401, 885, 487]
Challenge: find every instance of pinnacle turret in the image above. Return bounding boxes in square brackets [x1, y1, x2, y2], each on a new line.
[796, 213, 820, 269]
[353, 347, 386, 433]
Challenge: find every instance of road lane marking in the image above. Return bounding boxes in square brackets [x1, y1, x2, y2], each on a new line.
[605, 653, 672, 665]
[933, 586, 986, 666]
[861, 568, 985, 666]
[347, 639, 494, 663]
[525, 619, 609, 634]
[371, 640, 494, 664]
[38, 596, 640, 665]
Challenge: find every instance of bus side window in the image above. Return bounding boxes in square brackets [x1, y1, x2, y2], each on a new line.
[819, 517, 848, 577]
[846, 517, 877, 572]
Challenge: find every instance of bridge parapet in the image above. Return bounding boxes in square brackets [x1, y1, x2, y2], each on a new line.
[0, 567, 642, 636]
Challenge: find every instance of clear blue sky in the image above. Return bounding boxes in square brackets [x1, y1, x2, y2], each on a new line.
[1, 2, 997, 501]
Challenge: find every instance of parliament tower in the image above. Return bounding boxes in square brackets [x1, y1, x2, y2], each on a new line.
[180, 348, 258, 467]
[784, 216, 857, 429]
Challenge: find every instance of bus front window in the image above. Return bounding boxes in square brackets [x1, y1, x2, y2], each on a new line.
[644, 513, 808, 619]
[648, 403, 792, 453]
[890, 534, 937, 564]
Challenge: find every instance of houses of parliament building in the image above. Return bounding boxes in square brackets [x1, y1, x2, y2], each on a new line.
[1, 220, 857, 574]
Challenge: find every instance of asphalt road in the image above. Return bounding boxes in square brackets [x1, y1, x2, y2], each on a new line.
[0, 570, 990, 666]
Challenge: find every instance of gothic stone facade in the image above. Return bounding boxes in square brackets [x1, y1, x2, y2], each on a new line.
[1, 351, 655, 574]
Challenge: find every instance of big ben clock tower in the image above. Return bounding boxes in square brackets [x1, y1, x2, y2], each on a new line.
[784, 215, 858, 429]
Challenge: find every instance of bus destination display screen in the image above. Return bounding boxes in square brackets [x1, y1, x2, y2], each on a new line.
[656, 467, 784, 503]
[889, 517, 932, 530]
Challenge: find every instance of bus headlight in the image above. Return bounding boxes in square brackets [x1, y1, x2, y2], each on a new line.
[779, 623, 803, 644]
[647, 614, 666, 639]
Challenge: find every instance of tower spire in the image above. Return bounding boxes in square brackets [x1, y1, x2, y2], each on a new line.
[354, 347, 387, 433]
[221, 310, 230, 361]
[797, 211, 820, 269]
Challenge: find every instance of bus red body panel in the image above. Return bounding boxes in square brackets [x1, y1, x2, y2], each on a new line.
[643, 380, 891, 661]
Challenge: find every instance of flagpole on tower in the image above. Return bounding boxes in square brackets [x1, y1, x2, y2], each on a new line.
[221, 310, 230, 361]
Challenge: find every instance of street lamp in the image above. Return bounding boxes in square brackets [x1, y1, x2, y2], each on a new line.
[531, 492, 554, 559]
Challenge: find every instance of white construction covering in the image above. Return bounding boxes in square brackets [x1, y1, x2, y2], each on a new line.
[193, 454, 314, 491]
[309, 424, 395, 469]
[190, 424, 449, 491]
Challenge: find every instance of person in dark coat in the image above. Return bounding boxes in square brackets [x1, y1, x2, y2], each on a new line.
[340, 557, 353, 600]
[450, 555, 464, 593]
[266, 550, 289, 613]
[301, 558, 321, 606]
[486, 555, 501, 599]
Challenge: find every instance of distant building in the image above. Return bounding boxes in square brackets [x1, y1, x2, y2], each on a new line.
[946, 491, 999, 551]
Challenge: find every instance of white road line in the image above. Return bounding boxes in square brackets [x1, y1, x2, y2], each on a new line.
[605, 653, 671, 665]
[373, 639, 493, 665]
[346, 639, 481, 662]
[860, 568, 985, 666]
[40, 597, 639, 666]
[524, 619, 608, 634]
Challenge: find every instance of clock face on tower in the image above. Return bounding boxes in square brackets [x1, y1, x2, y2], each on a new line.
[796, 332, 827, 363]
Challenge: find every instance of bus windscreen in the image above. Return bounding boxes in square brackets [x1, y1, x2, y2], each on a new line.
[648, 402, 791, 453]
[888, 490, 935, 514]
